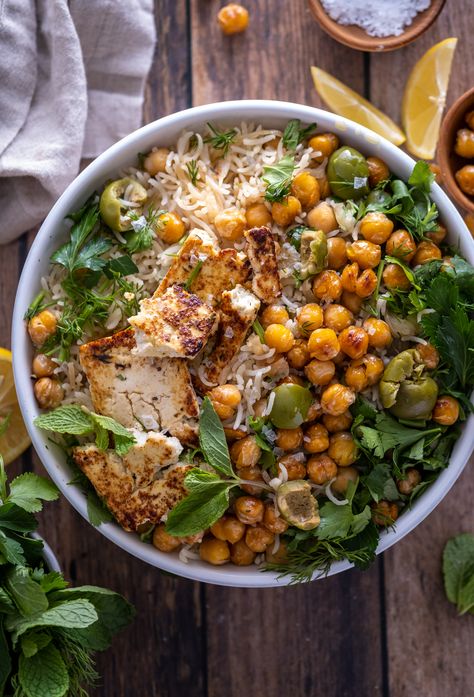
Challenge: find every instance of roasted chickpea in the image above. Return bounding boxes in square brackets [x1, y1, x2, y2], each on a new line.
[363, 318, 392, 349]
[455, 128, 474, 158]
[277, 454, 307, 481]
[291, 172, 320, 209]
[230, 436, 261, 468]
[157, 211, 186, 243]
[397, 468, 421, 495]
[432, 395, 460, 426]
[455, 165, 474, 196]
[355, 269, 377, 298]
[385, 230, 416, 261]
[328, 432, 357, 467]
[33, 377, 64, 409]
[466, 111, 474, 130]
[304, 423, 330, 454]
[309, 133, 339, 162]
[275, 427, 303, 451]
[341, 290, 363, 314]
[209, 384, 241, 418]
[217, 3, 249, 34]
[287, 339, 310, 369]
[345, 362, 368, 392]
[383, 263, 411, 290]
[307, 454, 338, 485]
[308, 328, 340, 361]
[317, 175, 331, 199]
[426, 224, 447, 245]
[245, 202, 272, 227]
[271, 195, 302, 227]
[32, 354, 56, 378]
[261, 305, 289, 328]
[349, 354, 384, 387]
[307, 202, 338, 234]
[200, 537, 230, 565]
[341, 262, 359, 293]
[360, 212, 394, 244]
[27, 310, 57, 347]
[305, 401, 323, 423]
[372, 501, 398, 527]
[263, 504, 288, 534]
[324, 304, 353, 332]
[297, 303, 323, 333]
[152, 524, 181, 552]
[237, 466, 265, 495]
[325, 237, 347, 270]
[321, 383, 355, 416]
[278, 375, 305, 387]
[412, 241, 442, 266]
[211, 515, 246, 544]
[265, 539, 289, 564]
[230, 539, 256, 566]
[346, 240, 381, 269]
[338, 326, 369, 359]
[264, 323, 295, 353]
[322, 411, 353, 433]
[332, 466, 358, 494]
[312, 270, 343, 301]
[235, 496, 264, 524]
[416, 343, 439, 370]
[367, 156, 390, 187]
[214, 207, 246, 241]
[245, 525, 275, 553]
[144, 148, 169, 176]
[304, 358, 336, 386]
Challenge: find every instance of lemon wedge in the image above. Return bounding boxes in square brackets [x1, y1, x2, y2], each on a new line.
[311, 66, 406, 146]
[402, 38, 458, 160]
[0, 348, 31, 465]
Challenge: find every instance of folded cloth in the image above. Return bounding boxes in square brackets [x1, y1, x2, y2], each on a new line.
[0, 0, 156, 244]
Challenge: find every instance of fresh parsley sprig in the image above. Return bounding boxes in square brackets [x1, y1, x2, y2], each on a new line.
[282, 119, 317, 151]
[262, 155, 296, 203]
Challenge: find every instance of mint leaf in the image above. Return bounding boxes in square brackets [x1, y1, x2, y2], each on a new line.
[199, 397, 234, 477]
[457, 575, 474, 615]
[19, 642, 69, 697]
[5, 567, 48, 617]
[0, 503, 37, 533]
[89, 413, 136, 455]
[443, 533, 474, 614]
[0, 587, 15, 613]
[87, 491, 113, 527]
[34, 405, 93, 435]
[20, 632, 51, 658]
[7, 598, 98, 643]
[8, 473, 59, 513]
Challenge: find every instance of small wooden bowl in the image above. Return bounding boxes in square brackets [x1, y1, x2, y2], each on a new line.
[308, 0, 446, 52]
[438, 87, 474, 213]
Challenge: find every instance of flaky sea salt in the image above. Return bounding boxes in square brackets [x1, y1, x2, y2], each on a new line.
[320, 0, 431, 38]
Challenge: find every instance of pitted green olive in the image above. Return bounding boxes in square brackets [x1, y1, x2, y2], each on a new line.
[379, 349, 439, 420]
[269, 384, 313, 429]
[300, 229, 328, 279]
[327, 147, 370, 200]
[99, 178, 147, 231]
[276, 480, 320, 530]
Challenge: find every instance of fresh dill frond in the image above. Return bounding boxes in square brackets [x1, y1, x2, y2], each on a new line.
[204, 123, 237, 156]
[186, 159, 200, 186]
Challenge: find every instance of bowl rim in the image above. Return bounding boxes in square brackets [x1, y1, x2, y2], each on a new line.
[12, 99, 474, 587]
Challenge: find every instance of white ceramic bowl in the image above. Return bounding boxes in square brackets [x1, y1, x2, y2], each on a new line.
[12, 100, 474, 587]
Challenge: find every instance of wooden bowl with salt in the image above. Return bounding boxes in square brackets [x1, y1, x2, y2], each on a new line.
[308, 0, 446, 52]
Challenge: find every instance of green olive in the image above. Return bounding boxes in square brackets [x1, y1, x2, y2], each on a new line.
[276, 480, 320, 530]
[300, 229, 328, 279]
[269, 384, 313, 429]
[327, 146, 370, 200]
[99, 178, 147, 231]
[379, 349, 439, 420]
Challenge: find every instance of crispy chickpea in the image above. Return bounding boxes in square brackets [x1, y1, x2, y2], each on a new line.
[328, 432, 358, 467]
[214, 207, 246, 241]
[209, 384, 241, 419]
[466, 111, 474, 130]
[264, 323, 295, 353]
[341, 262, 359, 293]
[367, 156, 390, 187]
[32, 354, 56, 378]
[245, 202, 272, 227]
[297, 303, 323, 333]
[152, 524, 181, 552]
[144, 148, 169, 176]
[277, 454, 307, 480]
[33, 377, 64, 409]
[278, 375, 305, 387]
[307, 202, 338, 234]
[360, 212, 394, 244]
[217, 3, 249, 34]
[309, 133, 339, 162]
[416, 343, 439, 370]
[200, 537, 230, 565]
[363, 318, 392, 349]
[322, 411, 353, 433]
[211, 515, 246, 544]
[355, 269, 377, 298]
[341, 290, 363, 314]
[245, 525, 275, 553]
[308, 328, 340, 361]
[455, 128, 474, 158]
[455, 165, 474, 196]
[326, 237, 348, 270]
[261, 304, 289, 328]
[230, 539, 256, 566]
[345, 362, 368, 392]
[412, 241, 442, 266]
[305, 358, 336, 386]
[235, 496, 264, 524]
[332, 466, 358, 494]
[271, 195, 302, 227]
[287, 339, 310, 369]
[304, 423, 330, 454]
[263, 504, 289, 534]
[346, 240, 381, 269]
[383, 263, 411, 290]
[338, 326, 369, 360]
[312, 270, 343, 302]
[432, 395, 460, 426]
[275, 427, 303, 451]
[27, 310, 57, 347]
[305, 401, 323, 423]
[321, 383, 355, 416]
[157, 211, 186, 243]
[291, 172, 320, 209]
[372, 501, 398, 527]
[385, 230, 416, 261]
[237, 466, 265, 496]
[349, 354, 384, 387]
[397, 468, 421, 495]
[323, 304, 352, 333]
[317, 175, 331, 199]
[265, 539, 289, 564]
[425, 224, 447, 245]
[230, 436, 261, 468]
[307, 454, 338, 485]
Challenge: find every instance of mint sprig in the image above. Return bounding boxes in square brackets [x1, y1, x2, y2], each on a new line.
[443, 534, 474, 615]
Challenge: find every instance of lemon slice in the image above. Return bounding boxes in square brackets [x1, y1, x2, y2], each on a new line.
[0, 348, 31, 465]
[311, 66, 406, 146]
[402, 38, 458, 160]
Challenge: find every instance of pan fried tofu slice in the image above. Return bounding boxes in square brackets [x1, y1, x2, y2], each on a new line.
[197, 285, 260, 388]
[189, 249, 251, 307]
[244, 226, 282, 303]
[157, 229, 219, 294]
[79, 328, 199, 445]
[129, 284, 217, 359]
[120, 430, 183, 488]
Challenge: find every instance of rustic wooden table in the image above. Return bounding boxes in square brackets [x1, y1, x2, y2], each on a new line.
[3, 1, 474, 695]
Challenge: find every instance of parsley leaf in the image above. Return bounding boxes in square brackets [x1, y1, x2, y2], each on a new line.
[282, 120, 317, 151]
[8, 475, 59, 513]
[262, 155, 296, 202]
[443, 534, 474, 614]
[51, 202, 104, 273]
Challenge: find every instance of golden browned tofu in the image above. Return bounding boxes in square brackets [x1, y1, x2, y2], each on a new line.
[156, 229, 219, 295]
[189, 248, 251, 307]
[79, 328, 199, 445]
[244, 226, 282, 303]
[129, 284, 217, 359]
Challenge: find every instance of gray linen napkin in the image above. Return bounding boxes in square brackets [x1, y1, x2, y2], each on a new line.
[0, 0, 156, 244]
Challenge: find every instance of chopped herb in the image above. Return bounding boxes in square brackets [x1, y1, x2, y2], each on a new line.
[125, 207, 164, 254]
[204, 123, 237, 156]
[287, 224, 313, 252]
[183, 260, 203, 291]
[262, 155, 296, 203]
[252, 319, 265, 343]
[282, 119, 317, 151]
[23, 292, 51, 322]
[185, 159, 200, 185]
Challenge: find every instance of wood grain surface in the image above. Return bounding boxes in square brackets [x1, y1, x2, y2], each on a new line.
[3, 1, 473, 696]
